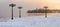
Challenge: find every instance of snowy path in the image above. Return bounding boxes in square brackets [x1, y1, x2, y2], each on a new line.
[0, 15, 60, 27]
[0, 18, 9, 22]
[0, 13, 60, 27]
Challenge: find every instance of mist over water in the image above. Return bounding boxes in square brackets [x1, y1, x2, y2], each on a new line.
[27, 13, 60, 16]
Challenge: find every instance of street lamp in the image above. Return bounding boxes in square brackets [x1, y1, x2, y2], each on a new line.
[9, 3, 16, 20]
[44, 6, 48, 18]
[18, 6, 22, 18]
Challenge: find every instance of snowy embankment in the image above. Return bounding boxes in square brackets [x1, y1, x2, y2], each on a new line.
[0, 14, 60, 27]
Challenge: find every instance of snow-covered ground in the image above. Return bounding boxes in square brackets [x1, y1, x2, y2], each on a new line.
[0, 13, 60, 27]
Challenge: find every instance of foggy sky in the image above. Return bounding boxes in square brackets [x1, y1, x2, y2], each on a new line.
[0, 0, 60, 18]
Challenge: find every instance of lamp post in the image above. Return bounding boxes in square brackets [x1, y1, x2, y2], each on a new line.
[9, 3, 16, 20]
[18, 6, 22, 18]
[44, 6, 48, 18]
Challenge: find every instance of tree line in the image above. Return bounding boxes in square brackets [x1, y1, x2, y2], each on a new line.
[27, 8, 60, 13]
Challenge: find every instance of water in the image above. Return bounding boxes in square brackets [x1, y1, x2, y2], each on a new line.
[28, 13, 60, 16]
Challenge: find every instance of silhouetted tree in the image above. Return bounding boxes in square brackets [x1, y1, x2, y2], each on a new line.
[27, 10, 32, 13]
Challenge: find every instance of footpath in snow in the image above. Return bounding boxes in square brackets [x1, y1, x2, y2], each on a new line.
[0, 14, 60, 27]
